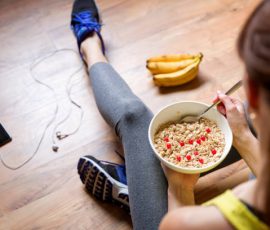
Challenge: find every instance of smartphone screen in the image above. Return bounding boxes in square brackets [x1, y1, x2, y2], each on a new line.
[0, 123, 12, 147]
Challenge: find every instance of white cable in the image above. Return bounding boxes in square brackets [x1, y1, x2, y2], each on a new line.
[0, 49, 84, 170]
[52, 60, 84, 149]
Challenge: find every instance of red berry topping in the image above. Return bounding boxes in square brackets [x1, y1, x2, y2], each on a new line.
[194, 151, 199, 156]
[196, 139, 201, 145]
[164, 137, 169, 142]
[186, 154, 191, 161]
[189, 139, 194, 145]
[211, 149, 217, 155]
[206, 128, 211, 133]
[201, 135, 206, 141]
[166, 143, 171, 149]
[199, 158, 204, 164]
[179, 141, 185, 147]
[176, 156, 181, 162]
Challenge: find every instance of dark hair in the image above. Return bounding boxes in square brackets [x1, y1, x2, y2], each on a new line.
[238, 0, 270, 90]
[237, 0, 270, 226]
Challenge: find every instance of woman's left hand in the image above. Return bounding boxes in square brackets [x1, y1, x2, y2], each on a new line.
[161, 164, 200, 191]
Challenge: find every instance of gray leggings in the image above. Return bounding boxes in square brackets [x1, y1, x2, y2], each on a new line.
[89, 62, 242, 230]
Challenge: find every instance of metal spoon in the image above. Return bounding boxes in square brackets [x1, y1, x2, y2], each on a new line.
[179, 80, 243, 123]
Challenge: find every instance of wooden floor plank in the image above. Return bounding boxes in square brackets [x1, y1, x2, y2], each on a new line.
[0, 178, 131, 230]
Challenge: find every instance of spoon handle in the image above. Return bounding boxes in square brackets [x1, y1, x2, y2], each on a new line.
[202, 80, 243, 115]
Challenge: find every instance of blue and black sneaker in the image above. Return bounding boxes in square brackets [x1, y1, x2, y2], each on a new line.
[70, 0, 105, 54]
[77, 155, 129, 211]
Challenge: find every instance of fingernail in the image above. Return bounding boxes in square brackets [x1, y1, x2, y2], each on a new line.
[219, 92, 225, 97]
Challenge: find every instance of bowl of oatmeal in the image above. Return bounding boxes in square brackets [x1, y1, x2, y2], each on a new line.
[148, 101, 233, 174]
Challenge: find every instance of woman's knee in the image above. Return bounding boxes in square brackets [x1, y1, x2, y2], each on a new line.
[120, 99, 152, 124]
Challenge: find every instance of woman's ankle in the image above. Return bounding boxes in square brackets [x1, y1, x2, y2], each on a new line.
[80, 33, 107, 67]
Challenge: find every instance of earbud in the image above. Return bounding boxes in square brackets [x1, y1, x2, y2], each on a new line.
[53, 131, 70, 152]
[52, 144, 59, 152]
[56, 132, 68, 140]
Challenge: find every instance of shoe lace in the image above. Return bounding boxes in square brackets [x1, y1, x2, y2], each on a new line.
[71, 10, 101, 33]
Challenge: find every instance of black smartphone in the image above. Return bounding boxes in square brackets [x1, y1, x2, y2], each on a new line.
[0, 123, 12, 147]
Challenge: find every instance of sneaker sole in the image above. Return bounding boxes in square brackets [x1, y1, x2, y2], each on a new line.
[78, 156, 129, 211]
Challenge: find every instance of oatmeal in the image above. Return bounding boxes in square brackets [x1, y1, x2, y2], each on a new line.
[154, 117, 225, 168]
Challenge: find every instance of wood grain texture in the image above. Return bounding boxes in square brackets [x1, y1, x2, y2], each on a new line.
[0, 0, 259, 229]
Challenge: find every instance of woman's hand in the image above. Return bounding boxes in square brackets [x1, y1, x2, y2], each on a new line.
[214, 91, 260, 175]
[214, 91, 251, 147]
[161, 164, 199, 191]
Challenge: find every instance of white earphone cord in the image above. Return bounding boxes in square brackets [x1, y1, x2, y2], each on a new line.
[0, 49, 84, 170]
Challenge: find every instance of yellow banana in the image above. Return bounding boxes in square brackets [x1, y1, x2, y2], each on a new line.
[147, 53, 203, 63]
[153, 58, 201, 87]
[146, 58, 196, 74]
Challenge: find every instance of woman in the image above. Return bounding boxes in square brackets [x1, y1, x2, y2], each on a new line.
[160, 1, 270, 229]
[71, 0, 269, 229]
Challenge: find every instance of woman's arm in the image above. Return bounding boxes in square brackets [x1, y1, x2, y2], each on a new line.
[159, 206, 233, 230]
[215, 92, 260, 175]
[168, 186, 195, 211]
[233, 130, 260, 175]
[161, 164, 199, 211]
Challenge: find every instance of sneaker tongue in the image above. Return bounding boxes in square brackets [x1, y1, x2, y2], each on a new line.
[80, 11, 96, 20]
[102, 164, 127, 185]
[115, 165, 127, 185]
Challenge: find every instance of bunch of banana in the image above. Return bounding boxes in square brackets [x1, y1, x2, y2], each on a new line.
[146, 53, 203, 87]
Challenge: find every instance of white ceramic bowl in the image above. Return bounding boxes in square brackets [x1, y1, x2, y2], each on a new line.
[148, 101, 233, 174]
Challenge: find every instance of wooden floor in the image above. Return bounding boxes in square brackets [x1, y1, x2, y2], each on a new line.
[0, 0, 259, 229]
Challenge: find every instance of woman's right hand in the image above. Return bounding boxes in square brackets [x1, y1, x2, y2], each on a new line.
[214, 91, 251, 147]
[214, 91, 260, 175]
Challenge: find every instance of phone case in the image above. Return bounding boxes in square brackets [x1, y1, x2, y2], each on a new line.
[0, 123, 12, 147]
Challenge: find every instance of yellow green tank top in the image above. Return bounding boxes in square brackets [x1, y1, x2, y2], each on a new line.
[203, 190, 269, 230]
